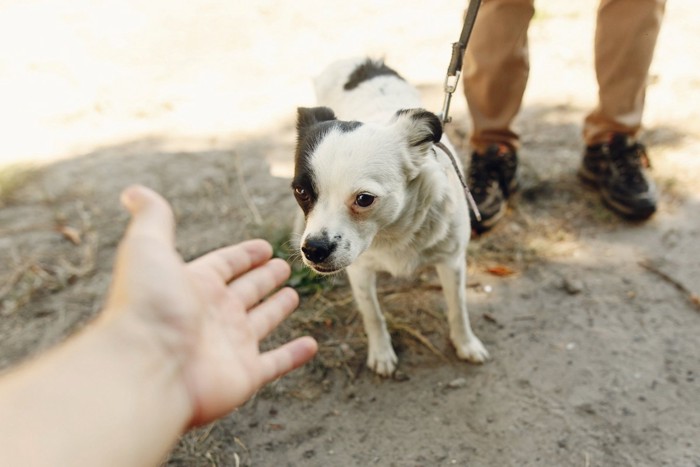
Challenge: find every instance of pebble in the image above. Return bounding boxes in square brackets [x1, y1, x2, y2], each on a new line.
[562, 278, 584, 295]
[447, 377, 468, 389]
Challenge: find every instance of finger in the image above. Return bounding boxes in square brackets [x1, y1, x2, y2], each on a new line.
[227, 258, 290, 309]
[248, 287, 299, 340]
[188, 239, 273, 283]
[120, 185, 175, 247]
[258, 336, 318, 384]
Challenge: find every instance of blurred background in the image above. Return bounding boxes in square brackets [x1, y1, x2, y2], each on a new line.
[2, 0, 695, 170]
[2, 1, 697, 175]
[0, 0, 465, 167]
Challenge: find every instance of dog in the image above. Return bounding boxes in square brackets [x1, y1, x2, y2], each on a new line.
[292, 58, 488, 376]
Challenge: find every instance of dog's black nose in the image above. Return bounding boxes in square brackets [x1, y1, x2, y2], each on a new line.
[302, 238, 334, 264]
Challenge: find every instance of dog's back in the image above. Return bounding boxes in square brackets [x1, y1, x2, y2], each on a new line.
[314, 58, 423, 123]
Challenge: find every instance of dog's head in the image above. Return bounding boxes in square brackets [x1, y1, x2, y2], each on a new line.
[292, 106, 442, 274]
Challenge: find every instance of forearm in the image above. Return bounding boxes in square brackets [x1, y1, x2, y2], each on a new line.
[0, 313, 192, 467]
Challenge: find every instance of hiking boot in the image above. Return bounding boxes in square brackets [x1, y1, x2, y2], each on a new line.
[466, 144, 519, 233]
[578, 133, 657, 219]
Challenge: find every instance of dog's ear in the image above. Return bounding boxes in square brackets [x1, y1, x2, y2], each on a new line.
[297, 107, 337, 137]
[393, 108, 443, 151]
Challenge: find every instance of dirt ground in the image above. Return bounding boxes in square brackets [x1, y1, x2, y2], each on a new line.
[1, 1, 699, 466]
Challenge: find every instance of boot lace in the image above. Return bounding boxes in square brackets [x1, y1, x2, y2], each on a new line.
[608, 139, 651, 189]
[468, 145, 516, 197]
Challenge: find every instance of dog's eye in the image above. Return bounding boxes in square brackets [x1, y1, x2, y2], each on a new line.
[355, 193, 375, 208]
[294, 186, 309, 201]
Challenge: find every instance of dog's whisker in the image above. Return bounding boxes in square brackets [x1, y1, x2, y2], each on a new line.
[287, 252, 303, 265]
[283, 234, 303, 251]
[287, 233, 303, 244]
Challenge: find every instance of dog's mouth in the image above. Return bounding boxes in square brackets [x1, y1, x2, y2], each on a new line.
[307, 263, 344, 275]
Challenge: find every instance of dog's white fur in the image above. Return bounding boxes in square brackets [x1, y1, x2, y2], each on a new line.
[293, 58, 488, 375]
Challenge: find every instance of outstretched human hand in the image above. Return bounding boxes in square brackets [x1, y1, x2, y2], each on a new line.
[0, 185, 317, 467]
[105, 185, 318, 426]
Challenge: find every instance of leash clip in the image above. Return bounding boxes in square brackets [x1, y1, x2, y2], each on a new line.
[439, 67, 461, 124]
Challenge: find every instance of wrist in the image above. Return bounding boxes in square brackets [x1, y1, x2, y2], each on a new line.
[95, 308, 195, 431]
[0, 309, 195, 467]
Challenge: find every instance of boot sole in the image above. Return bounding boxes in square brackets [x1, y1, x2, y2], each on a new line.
[577, 168, 656, 220]
[472, 203, 507, 233]
[471, 173, 520, 234]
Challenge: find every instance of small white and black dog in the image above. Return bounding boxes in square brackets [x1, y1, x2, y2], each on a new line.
[292, 58, 488, 376]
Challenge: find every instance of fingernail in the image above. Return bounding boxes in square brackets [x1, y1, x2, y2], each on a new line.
[120, 185, 143, 213]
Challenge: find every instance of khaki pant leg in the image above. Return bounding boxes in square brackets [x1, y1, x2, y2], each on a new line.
[584, 0, 666, 145]
[463, 0, 535, 152]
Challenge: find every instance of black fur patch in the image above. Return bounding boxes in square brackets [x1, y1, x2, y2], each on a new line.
[293, 107, 362, 215]
[395, 109, 443, 147]
[296, 107, 336, 139]
[291, 171, 317, 216]
[344, 59, 404, 91]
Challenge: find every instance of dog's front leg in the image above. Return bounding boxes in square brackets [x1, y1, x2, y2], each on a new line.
[346, 264, 398, 376]
[436, 259, 489, 363]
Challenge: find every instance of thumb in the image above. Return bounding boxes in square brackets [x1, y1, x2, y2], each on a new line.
[120, 185, 175, 247]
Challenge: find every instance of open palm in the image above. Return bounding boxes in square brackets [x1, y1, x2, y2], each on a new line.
[106, 186, 317, 427]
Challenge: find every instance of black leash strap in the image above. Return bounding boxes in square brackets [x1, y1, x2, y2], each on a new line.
[435, 141, 482, 221]
[436, 0, 483, 221]
[438, 0, 482, 125]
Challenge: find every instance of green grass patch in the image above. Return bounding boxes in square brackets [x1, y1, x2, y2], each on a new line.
[0, 163, 37, 207]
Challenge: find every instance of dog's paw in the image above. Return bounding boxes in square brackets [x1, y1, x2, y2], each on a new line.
[454, 337, 490, 364]
[367, 346, 398, 376]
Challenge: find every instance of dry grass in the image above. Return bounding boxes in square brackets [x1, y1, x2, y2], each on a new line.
[0, 232, 98, 316]
[0, 163, 37, 207]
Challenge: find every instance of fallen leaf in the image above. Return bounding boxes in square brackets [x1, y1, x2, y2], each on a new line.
[690, 294, 700, 311]
[482, 312, 499, 324]
[56, 225, 82, 245]
[486, 265, 516, 277]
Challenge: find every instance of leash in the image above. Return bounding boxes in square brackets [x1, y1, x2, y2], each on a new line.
[435, 142, 482, 221]
[436, 0, 483, 221]
[438, 0, 482, 125]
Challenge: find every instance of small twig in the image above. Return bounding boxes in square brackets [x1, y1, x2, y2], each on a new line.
[311, 294, 355, 321]
[342, 361, 357, 380]
[0, 261, 32, 301]
[205, 451, 218, 467]
[513, 315, 536, 321]
[233, 436, 248, 454]
[418, 306, 447, 325]
[196, 423, 216, 443]
[232, 150, 263, 225]
[391, 322, 448, 361]
[482, 312, 500, 325]
[57, 232, 98, 277]
[639, 260, 700, 312]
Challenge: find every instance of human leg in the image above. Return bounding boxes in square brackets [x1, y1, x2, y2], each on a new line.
[463, 0, 535, 151]
[463, 0, 534, 231]
[580, 0, 666, 219]
[584, 0, 666, 144]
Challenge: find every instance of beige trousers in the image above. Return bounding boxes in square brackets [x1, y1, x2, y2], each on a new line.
[463, 0, 666, 152]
